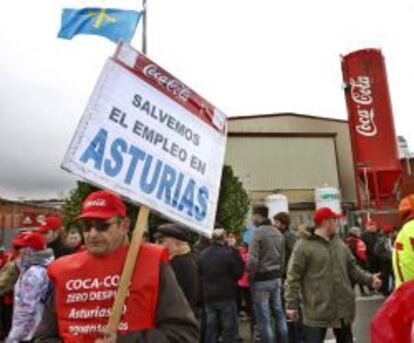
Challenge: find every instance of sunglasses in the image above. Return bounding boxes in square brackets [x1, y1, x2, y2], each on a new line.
[79, 218, 121, 233]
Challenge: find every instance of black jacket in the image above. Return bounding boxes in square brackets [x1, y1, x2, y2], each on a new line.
[361, 231, 379, 272]
[48, 238, 76, 259]
[199, 243, 243, 303]
[170, 253, 199, 312]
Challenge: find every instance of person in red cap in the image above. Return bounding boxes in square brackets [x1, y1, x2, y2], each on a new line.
[37, 216, 76, 259]
[0, 231, 32, 339]
[34, 190, 199, 343]
[6, 232, 54, 343]
[285, 207, 382, 343]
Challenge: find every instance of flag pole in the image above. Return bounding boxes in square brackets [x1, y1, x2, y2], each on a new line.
[142, 0, 147, 54]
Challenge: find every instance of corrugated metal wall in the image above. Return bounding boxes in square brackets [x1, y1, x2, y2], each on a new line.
[228, 115, 356, 202]
[225, 137, 339, 191]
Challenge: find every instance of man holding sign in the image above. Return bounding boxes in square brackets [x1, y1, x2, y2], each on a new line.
[36, 43, 226, 343]
[34, 190, 199, 342]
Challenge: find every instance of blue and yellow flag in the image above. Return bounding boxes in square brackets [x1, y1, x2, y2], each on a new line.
[58, 8, 142, 43]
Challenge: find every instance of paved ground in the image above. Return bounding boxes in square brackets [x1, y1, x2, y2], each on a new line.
[239, 294, 385, 342]
[0, 295, 384, 343]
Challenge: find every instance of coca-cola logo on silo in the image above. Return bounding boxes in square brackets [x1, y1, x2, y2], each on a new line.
[349, 76, 378, 137]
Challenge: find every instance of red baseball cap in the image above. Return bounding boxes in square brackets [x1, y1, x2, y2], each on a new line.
[76, 190, 127, 220]
[367, 220, 378, 227]
[313, 207, 343, 226]
[12, 232, 31, 249]
[16, 232, 46, 251]
[36, 226, 48, 234]
[40, 216, 62, 232]
[382, 225, 394, 234]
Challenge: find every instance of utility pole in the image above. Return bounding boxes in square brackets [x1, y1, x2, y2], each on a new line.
[142, 0, 147, 54]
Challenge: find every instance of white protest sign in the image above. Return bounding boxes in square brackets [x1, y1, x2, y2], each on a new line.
[62, 44, 227, 237]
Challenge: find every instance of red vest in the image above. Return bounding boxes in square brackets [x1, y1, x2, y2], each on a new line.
[48, 243, 168, 343]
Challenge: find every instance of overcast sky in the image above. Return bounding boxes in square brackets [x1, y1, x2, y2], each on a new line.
[0, 0, 413, 200]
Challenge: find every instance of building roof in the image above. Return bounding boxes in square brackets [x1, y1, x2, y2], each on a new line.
[229, 112, 348, 124]
[0, 197, 63, 210]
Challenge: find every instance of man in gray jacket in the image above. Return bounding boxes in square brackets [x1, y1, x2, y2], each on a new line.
[248, 205, 288, 343]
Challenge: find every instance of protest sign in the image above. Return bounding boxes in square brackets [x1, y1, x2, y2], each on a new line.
[62, 44, 227, 237]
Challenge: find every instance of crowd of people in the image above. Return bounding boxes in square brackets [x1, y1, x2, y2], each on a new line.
[0, 190, 413, 342]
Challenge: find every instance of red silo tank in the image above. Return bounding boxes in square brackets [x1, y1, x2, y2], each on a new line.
[341, 49, 401, 208]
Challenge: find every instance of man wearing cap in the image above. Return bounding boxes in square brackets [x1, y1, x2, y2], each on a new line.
[393, 194, 414, 288]
[6, 232, 54, 343]
[34, 190, 199, 343]
[155, 223, 199, 314]
[285, 207, 382, 343]
[37, 216, 76, 259]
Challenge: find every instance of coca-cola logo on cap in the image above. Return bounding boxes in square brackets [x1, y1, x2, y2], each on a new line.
[143, 64, 191, 102]
[85, 199, 106, 208]
[349, 76, 378, 137]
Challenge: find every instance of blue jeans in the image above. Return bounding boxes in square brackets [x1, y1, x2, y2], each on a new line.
[205, 300, 238, 343]
[253, 278, 288, 343]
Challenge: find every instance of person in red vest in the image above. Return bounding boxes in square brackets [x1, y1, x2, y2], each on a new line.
[33, 190, 199, 343]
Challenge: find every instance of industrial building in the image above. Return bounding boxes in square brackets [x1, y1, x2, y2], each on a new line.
[225, 113, 356, 227]
[225, 112, 414, 228]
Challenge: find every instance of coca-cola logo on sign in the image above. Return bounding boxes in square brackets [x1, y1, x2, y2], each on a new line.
[143, 64, 191, 102]
[349, 76, 377, 137]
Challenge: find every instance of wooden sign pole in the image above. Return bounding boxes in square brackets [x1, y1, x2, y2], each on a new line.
[107, 205, 151, 332]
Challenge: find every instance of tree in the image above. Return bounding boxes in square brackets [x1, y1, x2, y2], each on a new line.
[62, 181, 159, 230]
[62, 164, 250, 234]
[62, 181, 99, 228]
[216, 165, 250, 233]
